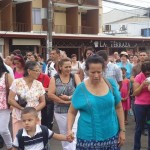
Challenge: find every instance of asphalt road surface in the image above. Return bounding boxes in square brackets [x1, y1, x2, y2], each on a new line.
[1, 115, 148, 150]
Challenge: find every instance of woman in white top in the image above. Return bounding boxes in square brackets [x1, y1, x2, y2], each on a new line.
[71, 54, 84, 81]
[8, 61, 45, 139]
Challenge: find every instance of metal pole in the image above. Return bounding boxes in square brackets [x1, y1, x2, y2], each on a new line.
[47, 0, 53, 59]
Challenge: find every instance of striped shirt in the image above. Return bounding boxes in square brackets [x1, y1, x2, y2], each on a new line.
[13, 125, 54, 150]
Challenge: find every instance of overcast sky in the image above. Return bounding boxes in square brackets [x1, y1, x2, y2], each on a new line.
[103, 0, 150, 13]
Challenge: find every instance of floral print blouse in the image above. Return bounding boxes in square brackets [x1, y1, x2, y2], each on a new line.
[10, 78, 45, 120]
[0, 73, 8, 110]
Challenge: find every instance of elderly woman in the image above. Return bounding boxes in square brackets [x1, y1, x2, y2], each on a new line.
[133, 60, 150, 150]
[67, 55, 125, 149]
[117, 51, 132, 79]
[8, 61, 46, 139]
[48, 58, 81, 150]
[0, 57, 13, 150]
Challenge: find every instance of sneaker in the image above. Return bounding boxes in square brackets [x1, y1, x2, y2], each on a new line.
[128, 109, 134, 116]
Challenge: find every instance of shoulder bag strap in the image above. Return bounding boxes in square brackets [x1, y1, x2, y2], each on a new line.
[40, 125, 49, 147]
[17, 129, 24, 150]
[103, 78, 114, 94]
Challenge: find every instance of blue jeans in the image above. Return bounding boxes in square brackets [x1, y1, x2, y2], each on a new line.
[134, 104, 150, 150]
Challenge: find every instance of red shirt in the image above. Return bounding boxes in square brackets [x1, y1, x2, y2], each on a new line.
[37, 73, 50, 88]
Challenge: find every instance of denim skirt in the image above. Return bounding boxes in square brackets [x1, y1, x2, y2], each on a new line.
[76, 134, 120, 150]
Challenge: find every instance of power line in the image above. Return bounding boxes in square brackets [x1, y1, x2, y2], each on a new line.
[103, 0, 149, 10]
[103, 4, 146, 16]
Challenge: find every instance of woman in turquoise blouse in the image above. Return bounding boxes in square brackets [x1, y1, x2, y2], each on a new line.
[67, 55, 125, 150]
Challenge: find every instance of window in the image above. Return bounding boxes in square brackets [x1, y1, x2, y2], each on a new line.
[32, 8, 42, 25]
[0, 45, 3, 58]
[105, 25, 111, 31]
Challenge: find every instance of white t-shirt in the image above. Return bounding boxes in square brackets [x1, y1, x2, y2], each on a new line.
[4, 63, 14, 79]
[71, 61, 81, 74]
[45, 62, 57, 77]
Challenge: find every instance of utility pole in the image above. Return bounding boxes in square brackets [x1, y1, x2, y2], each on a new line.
[47, 0, 53, 59]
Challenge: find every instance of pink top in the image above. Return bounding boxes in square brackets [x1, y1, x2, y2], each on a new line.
[135, 72, 150, 105]
[0, 73, 8, 109]
[14, 70, 23, 79]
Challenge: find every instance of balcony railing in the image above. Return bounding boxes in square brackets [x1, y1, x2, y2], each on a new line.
[53, 0, 77, 4]
[1, 22, 29, 32]
[13, 22, 29, 32]
[54, 25, 97, 34]
[53, 0, 98, 6]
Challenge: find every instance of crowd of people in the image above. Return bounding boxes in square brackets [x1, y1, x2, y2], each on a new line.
[0, 47, 149, 150]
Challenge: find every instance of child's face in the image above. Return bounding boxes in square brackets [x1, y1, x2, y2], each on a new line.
[122, 70, 126, 78]
[22, 113, 38, 132]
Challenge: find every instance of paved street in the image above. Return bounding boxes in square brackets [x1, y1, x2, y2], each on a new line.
[1, 115, 148, 150]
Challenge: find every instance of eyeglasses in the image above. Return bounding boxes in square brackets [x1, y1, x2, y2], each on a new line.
[31, 69, 40, 72]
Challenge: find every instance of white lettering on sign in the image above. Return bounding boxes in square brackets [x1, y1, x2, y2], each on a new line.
[110, 41, 130, 48]
[99, 41, 107, 47]
[98, 41, 131, 48]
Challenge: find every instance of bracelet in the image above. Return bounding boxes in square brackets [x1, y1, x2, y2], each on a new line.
[120, 129, 126, 132]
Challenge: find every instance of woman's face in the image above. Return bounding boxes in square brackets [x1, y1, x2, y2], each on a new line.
[121, 55, 127, 63]
[60, 61, 71, 75]
[71, 57, 77, 62]
[88, 63, 103, 82]
[86, 50, 93, 59]
[133, 56, 138, 63]
[28, 65, 40, 79]
[14, 60, 22, 68]
[30, 55, 36, 61]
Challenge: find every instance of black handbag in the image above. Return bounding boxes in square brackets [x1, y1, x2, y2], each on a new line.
[17, 95, 27, 107]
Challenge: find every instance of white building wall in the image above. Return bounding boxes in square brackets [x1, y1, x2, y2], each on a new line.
[108, 21, 150, 36]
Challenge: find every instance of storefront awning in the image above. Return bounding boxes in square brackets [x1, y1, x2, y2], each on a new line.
[12, 39, 41, 45]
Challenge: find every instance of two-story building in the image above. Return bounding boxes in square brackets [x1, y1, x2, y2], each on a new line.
[0, 0, 102, 58]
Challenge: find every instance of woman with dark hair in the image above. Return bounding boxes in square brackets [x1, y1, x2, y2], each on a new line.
[133, 59, 150, 150]
[67, 55, 125, 149]
[30, 54, 38, 62]
[81, 47, 95, 80]
[48, 58, 81, 150]
[8, 61, 45, 139]
[0, 56, 13, 150]
[71, 54, 84, 81]
[13, 55, 25, 79]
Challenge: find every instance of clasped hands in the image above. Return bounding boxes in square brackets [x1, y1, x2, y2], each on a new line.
[59, 94, 70, 101]
[66, 131, 74, 143]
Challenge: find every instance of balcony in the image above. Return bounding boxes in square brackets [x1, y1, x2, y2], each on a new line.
[13, 22, 29, 32]
[54, 25, 97, 34]
[53, 0, 98, 6]
[53, 0, 77, 3]
[1, 22, 29, 32]
[83, 0, 98, 6]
